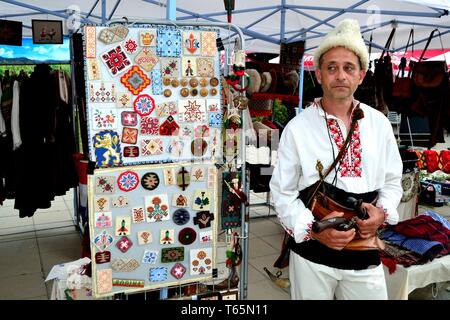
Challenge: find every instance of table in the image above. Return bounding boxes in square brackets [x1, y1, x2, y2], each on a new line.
[383, 254, 450, 300]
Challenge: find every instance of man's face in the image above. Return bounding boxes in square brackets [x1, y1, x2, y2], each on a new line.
[315, 47, 366, 101]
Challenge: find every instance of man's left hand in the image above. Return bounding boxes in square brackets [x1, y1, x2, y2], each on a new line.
[355, 203, 385, 239]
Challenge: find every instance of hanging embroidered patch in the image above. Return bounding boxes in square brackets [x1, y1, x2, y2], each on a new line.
[190, 248, 213, 275]
[161, 247, 184, 263]
[193, 190, 212, 211]
[201, 31, 217, 56]
[116, 236, 133, 253]
[112, 195, 129, 208]
[84, 26, 96, 58]
[142, 250, 158, 264]
[96, 269, 113, 294]
[95, 251, 111, 264]
[121, 111, 138, 127]
[163, 168, 176, 186]
[89, 82, 116, 103]
[156, 27, 181, 57]
[115, 216, 131, 236]
[94, 211, 112, 228]
[93, 230, 114, 251]
[140, 30, 157, 46]
[87, 58, 101, 80]
[123, 146, 139, 157]
[193, 211, 214, 229]
[179, 124, 193, 139]
[151, 69, 162, 95]
[141, 172, 160, 191]
[117, 170, 139, 192]
[221, 171, 243, 229]
[197, 58, 215, 77]
[145, 194, 170, 222]
[94, 196, 110, 212]
[167, 139, 184, 157]
[132, 207, 145, 224]
[183, 31, 201, 55]
[194, 125, 210, 138]
[135, 47, 159, 72]
[92, 108, 117, 130]
[172, 207, 190, 225]
[141, 138, 163, 156]
[123, 38, 138, 55]
[111, 258, 140, 272]
[93, 131, 122, 167]
[178, 227, 197, 245]
[138, 231, 152, 245]
[121, 127, 138, 144]
[101, 45, 131, 77]
[149, 267, 168, 282]
[116, 92, 132, 108]
[133, 94, 155, 117]
[170, 263, 186, 279]
[191, 166, 206, 182]
[95, 176, 115, 194]
[140, 116, 159, 135]
[156, 101, 178, 117]
[199, 230, 212, 243]
[98, 25, 129, 44]
[182, 57, 197, 77]
[120, 65, 151, 95]
[160, 229, 174, 245]
[112, 279, 144, 288]
[179, 99, 206, 122]
[159, 116, 180, 136]
[160, 57, 181, 78]
[176, 166, 190, 191]
[191, 138, 208, 157]
[207, 99, 221, 112]
[208, 112, 223, 128]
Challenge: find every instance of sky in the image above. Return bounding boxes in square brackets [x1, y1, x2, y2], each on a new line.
[0, 37, 70, 61]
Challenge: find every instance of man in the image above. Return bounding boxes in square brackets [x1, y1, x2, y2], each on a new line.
[269, 19, 402, 300]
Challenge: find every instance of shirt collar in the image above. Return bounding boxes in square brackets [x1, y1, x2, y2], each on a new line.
[313, 97, 361, 120]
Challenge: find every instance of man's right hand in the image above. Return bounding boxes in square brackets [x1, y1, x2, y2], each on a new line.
[310, 211, 356, 250]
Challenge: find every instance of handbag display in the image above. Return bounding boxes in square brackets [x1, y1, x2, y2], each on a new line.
[392, 29, 414, 100]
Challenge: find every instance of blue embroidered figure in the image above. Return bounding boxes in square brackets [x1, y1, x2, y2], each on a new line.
[93, 130, 122, 167]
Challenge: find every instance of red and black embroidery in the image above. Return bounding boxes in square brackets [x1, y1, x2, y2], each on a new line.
[327, 119, 362, 178]
[303, 222, 313, 241]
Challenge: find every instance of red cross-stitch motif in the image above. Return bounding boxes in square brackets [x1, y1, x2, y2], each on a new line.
[101, 45, 131, 76]
[140, 116, 159, 135]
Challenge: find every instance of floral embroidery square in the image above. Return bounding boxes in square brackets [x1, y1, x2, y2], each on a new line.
[140, 30, 157, 46]
[156, 101, 177, 117]
[160, 57, 181, 78]
[132, 207, 145, 224]
[156, 27, 181, 57]
[194, 125, 210, 138]
[163, 168, 176, 185]
[123, 38, 139, 54]
[182, 31, 201, 55]
[149, 267, 168, 282]
[197, 58, 215, 77]
[121, 111, 138, 127]
[138, 231, 152, 245]
[190, 248, 213, 275]
[94, 196, 110, 212]
[179, 99, 206, 122]
[133, 94, 155, 116]
[94, 211, 112, 228]
[181, 57, 197, 77]
[89, 82, 116, 104]
[121, 127, 138, 144]
[87, 59, 101, 80]
[191, 166, 206, 182]
[120, 66, 151, 95]
[93, 230, 114, 251]
[161, 247, 184, 263]
[207, 99, 221, 112]
[93, 130, 122, 167]
[135, 48, 159, 72]
[116, 92, 132, 108]
[193, 189, 212, 211]
[92, 108, 118, 130]
[95, 176, 115, 194]
[100, 45, 131, 77]
[140, 116, 159, 135]
[145, 194, 170, 222]
[142, 250, 158, 264]
[201, 31, 217, 56]
[141, 138, 163, 156]
[179, 124, 193, 139]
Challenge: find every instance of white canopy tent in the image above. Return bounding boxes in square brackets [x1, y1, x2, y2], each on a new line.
[0, 0, 449, 55]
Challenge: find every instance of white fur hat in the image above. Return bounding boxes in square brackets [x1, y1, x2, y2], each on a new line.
[313, 19, 369, 71]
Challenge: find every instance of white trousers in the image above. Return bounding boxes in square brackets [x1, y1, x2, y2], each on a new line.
[289, 252, 388, 300]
